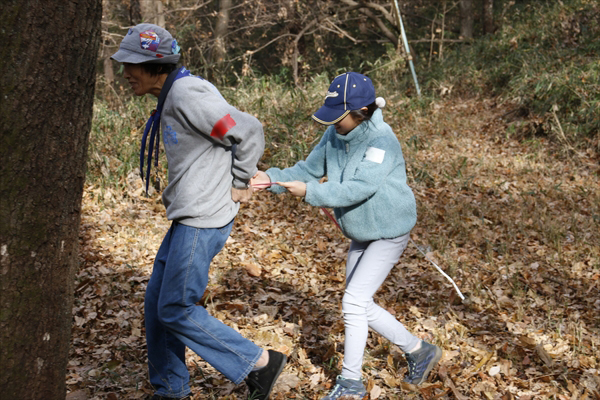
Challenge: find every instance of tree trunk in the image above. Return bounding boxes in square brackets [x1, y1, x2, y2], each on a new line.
[130, 0, 142, 25]
[0, 1, 101, 399]
[460, 0, 474, 39]
[483, 0, 495, 35]
[213, 0, 232, 73]
[141, 0, 165, 26]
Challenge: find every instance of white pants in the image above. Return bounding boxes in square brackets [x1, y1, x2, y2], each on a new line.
[341, 233, 420, 380]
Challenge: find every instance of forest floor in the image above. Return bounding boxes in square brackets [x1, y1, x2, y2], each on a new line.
[67, 95, 600, 400]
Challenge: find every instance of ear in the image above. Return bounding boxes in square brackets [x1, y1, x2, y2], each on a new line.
[360, 107, 368, 112]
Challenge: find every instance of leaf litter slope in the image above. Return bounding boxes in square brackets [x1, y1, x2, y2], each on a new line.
[69, 97, 599, 399]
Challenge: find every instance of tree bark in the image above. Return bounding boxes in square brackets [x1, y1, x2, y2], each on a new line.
[213, 0, 232, 72]
[130, 0, 142, 25]
[141, 0, 165, 26]
[460, 0, 474, 39]
[0, 1, 102, 399]
[483, 0, 495, 35]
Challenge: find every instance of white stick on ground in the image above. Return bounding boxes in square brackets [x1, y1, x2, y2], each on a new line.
[410, 238, 466, 301]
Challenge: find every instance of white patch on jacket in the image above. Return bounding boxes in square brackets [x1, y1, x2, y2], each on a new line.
[364, 147, 385, 164]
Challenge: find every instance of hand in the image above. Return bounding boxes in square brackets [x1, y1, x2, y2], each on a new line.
[250, 171, 271, 191]
[231, 187, 253, 203]
[277, 181, 306, 197]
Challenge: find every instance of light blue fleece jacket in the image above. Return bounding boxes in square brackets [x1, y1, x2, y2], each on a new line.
[266, 109, 416, 242]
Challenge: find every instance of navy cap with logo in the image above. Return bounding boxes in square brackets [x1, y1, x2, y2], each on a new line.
[312, 72, 376, 125]
[111, 23, 181, 64]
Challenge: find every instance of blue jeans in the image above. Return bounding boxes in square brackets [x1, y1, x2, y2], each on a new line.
[145, 220, 262, 397]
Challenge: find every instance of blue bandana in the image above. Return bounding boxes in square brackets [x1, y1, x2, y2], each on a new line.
[140, 66, 194, 193]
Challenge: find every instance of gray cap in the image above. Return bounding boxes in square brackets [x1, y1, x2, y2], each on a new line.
[111, 23, 181, 64]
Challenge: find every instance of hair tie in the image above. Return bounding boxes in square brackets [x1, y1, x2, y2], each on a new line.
[375, 97, 386, 108]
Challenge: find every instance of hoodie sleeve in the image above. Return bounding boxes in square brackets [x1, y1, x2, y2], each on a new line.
[265, 129, 330, 194]
[305, 135, 400, 207]
[171, 77, 265, 188]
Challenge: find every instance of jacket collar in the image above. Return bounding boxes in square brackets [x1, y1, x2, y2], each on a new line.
[335, 108, 383, 144]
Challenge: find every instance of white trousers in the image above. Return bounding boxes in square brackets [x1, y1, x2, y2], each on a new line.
[341, 233, 420, 380]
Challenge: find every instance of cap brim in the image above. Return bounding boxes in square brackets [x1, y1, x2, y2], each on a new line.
[110, 48, 180, 64]
[312, 106, 350, 125]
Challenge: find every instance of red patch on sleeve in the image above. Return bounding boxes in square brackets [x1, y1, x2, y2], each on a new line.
[210, 114, 236, 140]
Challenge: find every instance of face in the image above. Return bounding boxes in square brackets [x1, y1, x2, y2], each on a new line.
[123, 63, 159, 96]
[333, 113, 361, 135]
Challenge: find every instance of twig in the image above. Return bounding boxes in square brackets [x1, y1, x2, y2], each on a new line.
[410, 239, 465, 301]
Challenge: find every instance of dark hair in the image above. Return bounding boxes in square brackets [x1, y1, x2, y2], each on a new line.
[139, 63, 178, 76]
[349, 101, 379, 123]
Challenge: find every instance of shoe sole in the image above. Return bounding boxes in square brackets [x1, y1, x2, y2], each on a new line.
[413, 346, 442, 385]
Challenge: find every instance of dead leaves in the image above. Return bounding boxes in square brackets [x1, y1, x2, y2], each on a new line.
[69, 98, 599, 399]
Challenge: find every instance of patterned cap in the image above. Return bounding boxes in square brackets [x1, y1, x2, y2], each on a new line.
[111, 23, 180, 64]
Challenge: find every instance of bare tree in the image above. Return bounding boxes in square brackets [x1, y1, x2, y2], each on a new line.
[141, 0, 165, 25]
[0, 0, 102, 398]
[460, 0, 474, 39]
[212, 0, 232, 79]
[483, 0, 495, 35]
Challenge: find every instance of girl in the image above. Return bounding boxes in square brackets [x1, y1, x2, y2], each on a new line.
[252, 72, 442, 399]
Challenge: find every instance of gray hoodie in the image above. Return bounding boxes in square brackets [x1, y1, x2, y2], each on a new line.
[159, 75, 264, 228]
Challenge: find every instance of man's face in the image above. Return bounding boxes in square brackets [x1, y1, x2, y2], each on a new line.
[123, 63, 157, 96]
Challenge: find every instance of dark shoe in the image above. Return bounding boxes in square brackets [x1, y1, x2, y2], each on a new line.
[321, 375, 367, 399]
[245, 350, 287, 400]
[403, 341, 443, 385]
[148, 395, 192, 400]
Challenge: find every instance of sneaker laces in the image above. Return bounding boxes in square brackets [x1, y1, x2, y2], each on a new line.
[323, 376, 365, 399]
[405, 352, 421, 380]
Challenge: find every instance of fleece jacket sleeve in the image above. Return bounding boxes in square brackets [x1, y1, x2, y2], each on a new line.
[171, 78, 265, 188]
[305, 135, 400, 208]
[265, 130, 329, 194]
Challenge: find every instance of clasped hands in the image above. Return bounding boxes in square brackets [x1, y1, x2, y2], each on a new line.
[232, 171, 306, 203]
[250, 171, 307, 197]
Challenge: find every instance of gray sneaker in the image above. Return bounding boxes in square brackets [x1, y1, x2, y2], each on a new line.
[404, 341, 442, 385]
[321, 375, 367, 400]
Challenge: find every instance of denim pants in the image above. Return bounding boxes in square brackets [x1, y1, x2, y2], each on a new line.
[341, 233, 421, 380]
[145, 220, 262, 397]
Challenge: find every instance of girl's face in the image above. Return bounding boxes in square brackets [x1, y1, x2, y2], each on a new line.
[334, 113, 361, 135]
[123, 63, 160, 96]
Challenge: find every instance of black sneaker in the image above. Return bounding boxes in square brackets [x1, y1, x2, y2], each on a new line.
[403, 341, 442, 385]
[147, 395, 191, 400]
[245, 350, 287, 400]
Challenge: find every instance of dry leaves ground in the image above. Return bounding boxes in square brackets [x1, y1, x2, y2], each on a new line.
[68, 97, 599, 400]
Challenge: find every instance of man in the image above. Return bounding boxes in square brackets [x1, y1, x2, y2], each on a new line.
[111, 23, 286, 400]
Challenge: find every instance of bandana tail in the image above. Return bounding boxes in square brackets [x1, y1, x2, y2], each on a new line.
[140, 111, 159, 194]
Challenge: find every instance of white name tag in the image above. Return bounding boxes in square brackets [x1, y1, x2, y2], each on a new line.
[364, 147, 385, 164]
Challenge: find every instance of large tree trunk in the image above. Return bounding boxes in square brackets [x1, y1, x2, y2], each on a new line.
[460, 0, 474, 39]
[0, 1, 102, 399]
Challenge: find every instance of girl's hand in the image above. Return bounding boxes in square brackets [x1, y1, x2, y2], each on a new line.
[277, 181, 306, 197]
[250, 171, 271, 191]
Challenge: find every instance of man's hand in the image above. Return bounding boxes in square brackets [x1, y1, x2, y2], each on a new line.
[277, 181, 306, 197]
[232, 187, 253, 203]
[250, 171, 271, 191]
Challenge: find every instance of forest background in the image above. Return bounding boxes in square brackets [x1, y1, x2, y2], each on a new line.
[71, 0, 599, 399]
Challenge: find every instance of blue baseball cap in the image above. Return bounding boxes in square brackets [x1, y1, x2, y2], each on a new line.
[312, 72, 376, 125]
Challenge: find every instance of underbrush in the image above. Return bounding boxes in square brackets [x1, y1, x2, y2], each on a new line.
[419, 0, 600, 151]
